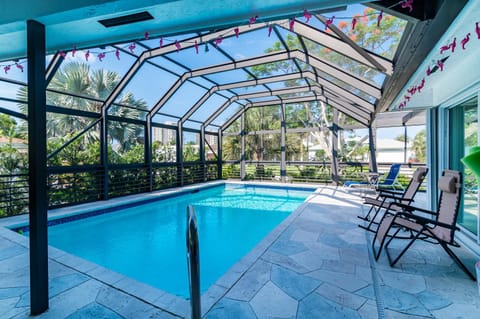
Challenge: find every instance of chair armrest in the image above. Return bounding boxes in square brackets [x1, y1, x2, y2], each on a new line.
[380, 193, 409, 202]
[394, 202, 438, 216]
[376, 188, 402, 195]
[396, 211, 434, 225]
[397, 212, 456, 230]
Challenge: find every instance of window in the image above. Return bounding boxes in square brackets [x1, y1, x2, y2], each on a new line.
[449, 97, 478, 235]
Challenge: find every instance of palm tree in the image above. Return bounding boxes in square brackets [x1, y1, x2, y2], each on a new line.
[411, 129, 426, 162]
[17, 62, 147, 162]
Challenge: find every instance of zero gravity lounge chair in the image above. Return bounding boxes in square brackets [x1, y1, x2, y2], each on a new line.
[344, 163, 404, 191]
[358, 166, 429, 232]
[372, 169, 476, 280]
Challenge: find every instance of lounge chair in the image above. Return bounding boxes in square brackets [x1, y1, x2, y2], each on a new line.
[344, 163, 404, 191]
[372, 169, 476, 280]
[358, 166, 428, 232]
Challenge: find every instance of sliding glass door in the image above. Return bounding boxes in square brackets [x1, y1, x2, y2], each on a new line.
[448, 97, 479, 235]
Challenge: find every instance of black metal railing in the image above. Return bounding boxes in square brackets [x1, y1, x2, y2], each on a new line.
[0, 162, 223, 217]
[48, 166, 103, 208]
[186, 205, 201, 319]
[152, 164, 179, 190]
[0, 173, 29, 217]
[108, 165, 150, 198]
[222, 161, 426, 188]
[0, 160, 425, 218]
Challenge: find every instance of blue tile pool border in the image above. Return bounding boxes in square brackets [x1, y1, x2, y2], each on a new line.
[10, 182, 316, 234]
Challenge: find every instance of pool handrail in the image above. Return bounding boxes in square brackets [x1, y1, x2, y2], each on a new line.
[186, 205, 201, 319]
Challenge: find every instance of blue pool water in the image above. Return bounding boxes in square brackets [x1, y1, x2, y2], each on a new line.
[42, 184, 313, 297]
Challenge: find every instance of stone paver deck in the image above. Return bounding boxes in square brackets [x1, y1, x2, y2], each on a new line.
[1, 183, 479, 318]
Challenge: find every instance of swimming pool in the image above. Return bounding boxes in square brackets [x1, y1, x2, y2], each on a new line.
[21, 183, 314, 297]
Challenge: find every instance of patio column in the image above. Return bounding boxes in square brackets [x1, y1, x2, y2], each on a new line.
[280, 103, 286, 182]
[217, 130, 222, 180]
[240, 113, 246, 180]
[403, 125, 408, 163]
[100, 110, 109, 199]
[368, 121, 378, 172]
[146, 114, 153, 191]
[426, 107, 439, 210]
[200, 126, 206, 181]
[27, 19, 49, 315]
[331, 108, 339, 184]
[177, 124, 184, 186]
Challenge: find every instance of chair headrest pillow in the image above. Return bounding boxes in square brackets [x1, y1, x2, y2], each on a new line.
[412, 168, 426, 182]
[438, 175, 457, 193]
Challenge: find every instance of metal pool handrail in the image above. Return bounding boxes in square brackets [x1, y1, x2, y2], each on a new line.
[186, 205, 201, 319]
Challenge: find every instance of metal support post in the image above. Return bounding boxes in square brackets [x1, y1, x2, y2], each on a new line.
[280, 103, 287, 182]
[27, 19, 49, 315]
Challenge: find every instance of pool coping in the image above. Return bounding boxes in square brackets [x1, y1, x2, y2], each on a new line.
[0, 180, 319, 318]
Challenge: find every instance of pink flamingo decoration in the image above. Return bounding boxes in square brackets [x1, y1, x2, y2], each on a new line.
[325, 16, 334, 31]
[234, 27, 239, 38]
[437, 60, 444, 72]
[58, 51, 66, 58]
[426, 66, 431, 76]
[128, 43, 135, 54]
[417, 78, 425, 92]
[304, 9, 312, 23]
[404, 95, 411, 102]
[3, 65, 10, 74]
[476, 22, 480, 39]
[289, 18, 295, 31]
[268, 25, 273, 37]
[440, 38, 456, 54]
[72, 46, 77, 57]
[377, 10, 383, 28]
[248, 15, 258, 26]
[194, 41, 199, 54]
[159, 38, 163, 48]
[175, 40, 181, 52]
[461, 33, 470, 50]
[407, 86, 417, 95]
[98, 52, 106, 62]
[144, 32, 149, 40]
[450, 37, 457, 53]
[351, 17, 357, 30]
[115, 49, 120, 60]
[214, 36, 222, 48]
[401, 0, 414, 13]
[85, 50, 90, 61]
[439, 43, 450, 54]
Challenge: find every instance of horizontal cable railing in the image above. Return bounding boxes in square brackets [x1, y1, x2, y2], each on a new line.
[0, 162, 222, 217]
[48, 167, 104, 208]
[0, 161, 423, 218]
[0, 173, 29, 217]
[108, 165, 150, 198]
[152, 164, 179, 190]
[222, 161, 426, 188]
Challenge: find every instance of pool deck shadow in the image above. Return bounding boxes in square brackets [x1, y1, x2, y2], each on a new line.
[1, 183, 479, 318]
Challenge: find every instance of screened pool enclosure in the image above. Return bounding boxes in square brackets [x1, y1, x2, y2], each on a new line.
[1, 1, 455, 217]
[0, 0, 476, 315]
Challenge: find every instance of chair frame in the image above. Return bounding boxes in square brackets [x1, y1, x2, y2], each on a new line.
[345, 163, 404, 191]
[371, 170, 476, 281]
[358, 167, 428, 233]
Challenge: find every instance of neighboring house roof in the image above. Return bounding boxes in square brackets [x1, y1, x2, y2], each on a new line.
[0, 136, 28, 149]
[375, 138, 409, 150]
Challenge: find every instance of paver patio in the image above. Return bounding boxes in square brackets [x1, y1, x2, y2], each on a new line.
[1, 184, 479, 318]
